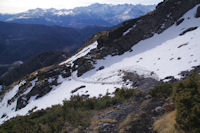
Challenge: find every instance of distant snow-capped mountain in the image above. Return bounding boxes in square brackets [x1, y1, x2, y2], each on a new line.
[0, 3, 155, 28]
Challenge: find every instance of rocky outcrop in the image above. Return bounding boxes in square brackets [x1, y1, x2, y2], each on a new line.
[123, 72, 160, 90]
[72, 57, 95, 77]
[16, 80, 53, 110]
[196, 6, 200, 18]
[179, 65, 200, 79]
[13, 65, 72, 110]
[179, 27, 198, 36]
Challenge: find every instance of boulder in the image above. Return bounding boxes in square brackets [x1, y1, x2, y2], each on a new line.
[73, 57, 94, 77]
[97, 66, 105, 71]
[154, 106, 164, 114]
[179, 27, 198, 36]
[71, 85, 86, 93]
[196, 6, 200, 18]
[176, 18, 184, 26]
[16, 95, 28, 111]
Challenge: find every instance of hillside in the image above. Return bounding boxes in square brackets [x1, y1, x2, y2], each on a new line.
[0, 4, 155, 28]
[0, 0, 200, 132]
[0, 22, 107, 64]
[0, 50, 69, 86]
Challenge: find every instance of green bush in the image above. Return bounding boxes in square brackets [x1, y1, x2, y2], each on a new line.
[149, 83, 173, 98]
[174, 73, 200, 133]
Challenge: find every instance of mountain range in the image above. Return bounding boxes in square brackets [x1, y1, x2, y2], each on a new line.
[0, 3, 155, 28]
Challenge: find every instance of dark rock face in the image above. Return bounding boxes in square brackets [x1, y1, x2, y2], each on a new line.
[196, 6, 200, 18]
[29, 81, 52, 99]
[7, 82, 32, 105]
[16, 81, 52, 111]
[15, 65, 72, 110]
[72, 57, 94, 77]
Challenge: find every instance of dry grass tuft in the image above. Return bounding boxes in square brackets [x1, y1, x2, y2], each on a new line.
[118, 113, 140, 133]
[153, 111, 184, 133]
[100, 118, 117, 123]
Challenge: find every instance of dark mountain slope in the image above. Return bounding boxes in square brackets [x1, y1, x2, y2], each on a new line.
[0, 21, 108, 64]
[0, 50, 69, 86]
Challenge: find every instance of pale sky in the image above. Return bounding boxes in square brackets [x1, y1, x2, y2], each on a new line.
[0, 0, 162, 14]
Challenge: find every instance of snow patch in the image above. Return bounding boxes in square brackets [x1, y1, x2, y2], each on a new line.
[60, 41, 98, 65]
[123, 24, 136, 36]
[54, 10, 73, 16]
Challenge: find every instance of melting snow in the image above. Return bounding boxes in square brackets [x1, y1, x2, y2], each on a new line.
[0, 81, 25, 123]
[123, 24, 136, 36]
[1, 5, 200, 124]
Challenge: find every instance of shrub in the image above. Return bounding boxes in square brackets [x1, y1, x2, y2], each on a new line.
[149, 83, 173, 98]
[115, 88, 137, 100]
[174, 73, 200, 133]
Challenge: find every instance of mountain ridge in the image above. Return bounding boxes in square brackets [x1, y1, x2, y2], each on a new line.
[0, 3, 155, 28]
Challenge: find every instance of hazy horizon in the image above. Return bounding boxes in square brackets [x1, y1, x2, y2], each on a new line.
[0, 0, 162, 14]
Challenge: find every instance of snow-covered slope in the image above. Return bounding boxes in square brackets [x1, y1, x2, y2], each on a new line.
[0, 3, 200, 124]
[90, 5, 200, 80]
